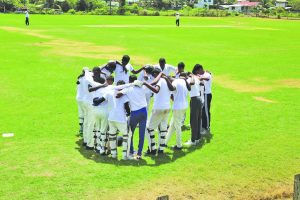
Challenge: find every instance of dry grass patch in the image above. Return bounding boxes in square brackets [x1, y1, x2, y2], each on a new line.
[277, 79, 300, 89]
[253, 96, 277, 103]
[0, 26, 52, 39]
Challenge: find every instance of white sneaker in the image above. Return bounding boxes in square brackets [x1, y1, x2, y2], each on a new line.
[200, 129, 207, 135]
[184, 140, 196, 146]
[122, 155, 134, 160]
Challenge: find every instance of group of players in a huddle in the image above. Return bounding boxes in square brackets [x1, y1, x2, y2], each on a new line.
[76, 55, 212, 160]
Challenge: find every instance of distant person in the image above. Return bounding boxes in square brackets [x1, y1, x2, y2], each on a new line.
[25, 11, 29, 26]
[176, 12, 180, 27]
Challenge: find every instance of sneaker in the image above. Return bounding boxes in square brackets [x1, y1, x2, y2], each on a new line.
[135, 155, 142, 160]
[184, 140, 196, 146]
[122, 155, 134, 160]
[172, 145, 182, 151]
[145, 148, 156, 156]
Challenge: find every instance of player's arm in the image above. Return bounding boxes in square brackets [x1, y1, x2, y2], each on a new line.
[150, 72, 163, 85]
[93, 97, 106, 106]
[162, 76, 175, 91]
[124, 102, 131, 117]
[143, 82, 160, 94]
[89, 83, 108, 92]
[131, 66, 146, 74]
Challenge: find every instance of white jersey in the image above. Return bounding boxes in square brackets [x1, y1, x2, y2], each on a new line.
[154, 64, 176, 76]
[188, 76, 204, 103]
[121, 86, 148, 111]
[100, 68, 112, 79]
[201, 72, 212, 94]
[153, 78, 171, 110]
[25, 12, 29, 18]
[104, 90, 129, 123]
[92, 87, 110, 110]
[172, 79, 188, 110]
[115, 63, 133, 84]
[76, 76, 85, 102]
[78, 74, 100, 104]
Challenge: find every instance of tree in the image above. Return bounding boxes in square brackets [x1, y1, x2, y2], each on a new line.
[76, 0, 87, 10]
[290, 0, 300, 10]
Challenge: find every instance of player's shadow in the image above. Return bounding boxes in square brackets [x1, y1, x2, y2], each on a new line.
[75, 132, 213, 167]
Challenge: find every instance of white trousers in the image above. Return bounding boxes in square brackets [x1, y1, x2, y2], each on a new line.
[85, 104, 97, 148]
[77, 100, 85, 124]
[108, 121, 129, 159]
[82, 102, 90, 144]
[166, 109, 186, 148]
[146, 109, 170, 151]
[93, 108, 108, 152]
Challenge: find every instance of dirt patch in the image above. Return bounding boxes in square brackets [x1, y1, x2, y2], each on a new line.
[214, 75, 275, 93]
[33, 39, 153, 65]
[253, 96, 277, 103]
[277, 79, 300, 89]
[28, 171, 55, 177]
[0, 26, 52, 39]
[257, 186, 293, 200]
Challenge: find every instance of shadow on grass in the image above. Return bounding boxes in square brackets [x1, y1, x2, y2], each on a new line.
[75, 132, 213, 167]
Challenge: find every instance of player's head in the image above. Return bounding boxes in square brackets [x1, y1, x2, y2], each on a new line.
[159, 58, 166, 68]
[177, 62, 185, 73]
[129, 75, 137, 83]
[192, 64, 203, 75]
[117, 80, 125, 86]
[107, 61, 116, 72]
[122, 55, 130, 66]
[106, 75, 114, 85]
[93, 66, 101, 76]
[145, 65, 154, 74]
[152, 68, 161, 78]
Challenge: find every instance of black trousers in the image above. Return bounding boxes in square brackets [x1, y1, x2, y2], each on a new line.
[176, 19, 179, 26]
[25, 17, 29, 26]
[202, 93, 212, 130]
[190, 96, 203, 142]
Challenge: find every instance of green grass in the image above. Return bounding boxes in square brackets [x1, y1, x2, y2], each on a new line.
[0, 14, 300, 200]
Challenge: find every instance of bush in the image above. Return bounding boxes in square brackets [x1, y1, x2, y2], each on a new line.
[68, 8, 76, 14]
[138, 9, 148, 16]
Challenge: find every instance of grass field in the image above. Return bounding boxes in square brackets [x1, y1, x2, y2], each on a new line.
[0, 14, 300, 200]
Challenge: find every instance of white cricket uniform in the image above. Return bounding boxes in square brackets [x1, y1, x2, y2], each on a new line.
[146, 78, 171, 152]
[100, 68, 112, 79]
[121, 86, 148, 111]
[188, 76, 204, 103]
[115, 63, 133, 84]
[105, 90, 130, 159]
[80, 73, 100, 147]
[76, 76, 86, 132]
[138, 70, 154, 110]
[92, 86, 110, 152]
[166, 79, 189, 148]
[153, 64, 176, 76]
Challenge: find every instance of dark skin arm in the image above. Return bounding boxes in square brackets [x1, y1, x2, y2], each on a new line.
[124, 102, 131, 117]
[131, 66, 145, 74]
[88, 83, 108, 92]
[189, 74, 195, 85]
[116, 92, 124, 99]
[143, 82, 160, 94]
[182, 77, 191, 91]
[162, 75, 175, 91]
[150, 72, 163, 85]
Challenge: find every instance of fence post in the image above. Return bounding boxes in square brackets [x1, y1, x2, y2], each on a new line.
[294, 174, 300, 200]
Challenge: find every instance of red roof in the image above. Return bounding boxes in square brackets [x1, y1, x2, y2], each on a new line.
[238, 1, 259, 6]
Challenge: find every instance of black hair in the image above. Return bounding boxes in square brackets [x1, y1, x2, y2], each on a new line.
[106, 62, 116, 73]
[117, 80, 125, 86]
[179, 72, 188, 78]
[129, 75, 137, 83]
[178, 62, 185, 69]
[159, 58, 166, 64]
[122, 55, 130, 63]
[192, 64, 203, 75]
[152, 68, 162, 76]
[145, 66, 154, 74]
[106, 75, 114, 83]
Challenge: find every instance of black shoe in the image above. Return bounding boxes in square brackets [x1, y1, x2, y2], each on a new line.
[172, 145, 182, 151]
[82, 142, 87, 147]
[157, 150, 164, 154]
[85, 146, 94, 150]
[145, 149, 156, 156]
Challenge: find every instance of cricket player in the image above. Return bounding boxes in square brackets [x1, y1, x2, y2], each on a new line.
[165, 72, 190, 150]
[94, 80, 131, 159]
[114, 55, 145, 84]
[145, 69, 175, 155]
[185, 64, 205, 146]
[153, 58, 177, 77]
[138, 65, 154, 110]
[116, 75, 157, 160]
[76, 69, 87, 135]
[201, 70, 213, 133]
[25, 11, 29, 26]
[176, 12, 180, 27]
